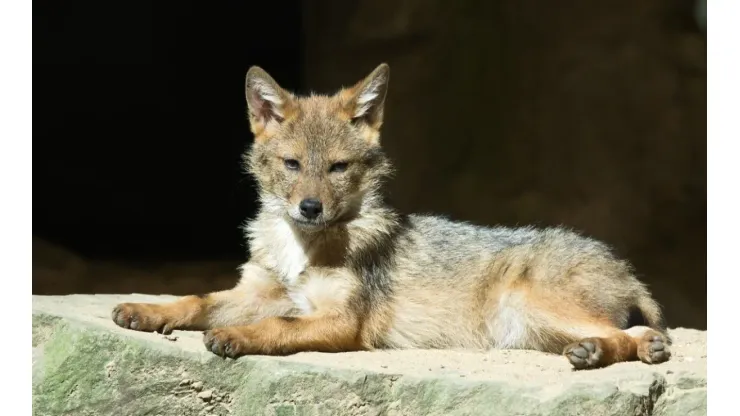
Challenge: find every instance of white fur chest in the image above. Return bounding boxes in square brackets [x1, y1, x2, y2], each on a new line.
[248, 216, 325, 314]
[262, 218, 309, 285]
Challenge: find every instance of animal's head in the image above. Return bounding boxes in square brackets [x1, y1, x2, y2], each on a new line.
[243, 63, 393, 231]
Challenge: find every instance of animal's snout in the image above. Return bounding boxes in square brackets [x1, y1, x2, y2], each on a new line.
[299, 198, 323, 219]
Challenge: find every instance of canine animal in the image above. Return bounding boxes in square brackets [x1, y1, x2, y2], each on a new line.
[112, 63, 671, 370]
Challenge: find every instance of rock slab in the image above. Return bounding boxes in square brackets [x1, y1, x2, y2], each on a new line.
[32, 295, 707, 416]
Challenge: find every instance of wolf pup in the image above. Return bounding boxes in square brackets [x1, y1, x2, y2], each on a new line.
[112, 63, 671, 370]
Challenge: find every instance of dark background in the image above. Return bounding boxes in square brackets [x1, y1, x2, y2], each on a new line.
[33, 1, 707, 330]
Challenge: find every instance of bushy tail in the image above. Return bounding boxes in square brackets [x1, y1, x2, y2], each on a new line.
[634, 295, 672, 345]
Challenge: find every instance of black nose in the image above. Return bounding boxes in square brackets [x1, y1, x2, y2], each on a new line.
[299, 198, 323, 219]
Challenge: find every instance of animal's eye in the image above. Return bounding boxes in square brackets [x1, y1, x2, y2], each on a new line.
[329, 162, 349, 173]
[284, 159, 301, 171]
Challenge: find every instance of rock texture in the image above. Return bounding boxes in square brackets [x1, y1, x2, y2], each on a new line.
[33, 295, 706, 416]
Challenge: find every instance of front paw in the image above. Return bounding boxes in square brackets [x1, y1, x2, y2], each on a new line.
[112, 303, 176, 334]
[203, 327, 254, 358]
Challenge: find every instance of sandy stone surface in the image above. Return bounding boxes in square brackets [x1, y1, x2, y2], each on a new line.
[33, 294, 707, 415]
[33, 294, 705, 383]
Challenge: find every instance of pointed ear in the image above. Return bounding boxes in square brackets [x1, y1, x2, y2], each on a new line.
[344, 63, 390, 128]
[245, 66, 295, 133]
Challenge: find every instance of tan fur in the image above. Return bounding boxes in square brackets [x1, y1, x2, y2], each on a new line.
[203, 268, 364, 355]
[112, 63, 671, 370]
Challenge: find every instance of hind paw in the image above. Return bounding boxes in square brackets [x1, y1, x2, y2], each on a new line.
[564, 338, 606, 370]
[637, 331, 671, 364]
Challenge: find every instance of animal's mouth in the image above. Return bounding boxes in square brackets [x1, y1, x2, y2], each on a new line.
[290, 216, 328, 230]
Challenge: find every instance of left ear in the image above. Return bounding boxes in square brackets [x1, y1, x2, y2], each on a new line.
[245, 66, 296, 138]
[344, 63, 390, 128]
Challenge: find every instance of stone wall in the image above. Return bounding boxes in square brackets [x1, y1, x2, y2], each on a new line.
[302, 0, 706, 329]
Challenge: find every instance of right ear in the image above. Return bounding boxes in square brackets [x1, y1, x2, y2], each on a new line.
[343, 63, 390, 129]
[245, 66, 295, 135]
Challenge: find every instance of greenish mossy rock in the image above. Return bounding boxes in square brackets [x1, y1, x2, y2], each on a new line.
[33, 295, 706, 415]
